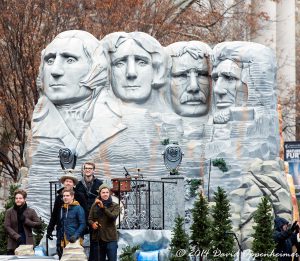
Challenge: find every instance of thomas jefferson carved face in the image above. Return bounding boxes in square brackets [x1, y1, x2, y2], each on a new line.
[111, 39, 153, 103]
[170, 52, 210, 117]
[212, 59, 243, 110]
[43, 38, 92, 105]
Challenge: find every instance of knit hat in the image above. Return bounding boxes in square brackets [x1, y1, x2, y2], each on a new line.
[60, 169, 78, 185]
[97, 183, 111, 193]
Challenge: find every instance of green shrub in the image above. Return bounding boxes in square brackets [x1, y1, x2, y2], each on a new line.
[33, 218, 47, 246]
[120, 245, 140, 261]
[189, 179, 202, 197]
[212, 158, 228, 172]
[0, 211, 7, 255]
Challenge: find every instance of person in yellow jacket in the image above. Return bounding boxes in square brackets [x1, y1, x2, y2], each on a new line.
[57, 189, 86, 258]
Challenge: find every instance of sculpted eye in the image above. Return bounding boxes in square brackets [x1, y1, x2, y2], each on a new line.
[113, 61, 125, 68]
[197, 72, 209, 78]
[137, 59, 148, 66]
[173, 73, 187, 78]
[66, 57, 77, 64]
[46, 58, 55, 65]
[223, 75, 236, 81]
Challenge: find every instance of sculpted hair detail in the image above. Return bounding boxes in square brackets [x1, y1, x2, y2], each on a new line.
[102, 31, 168, 89]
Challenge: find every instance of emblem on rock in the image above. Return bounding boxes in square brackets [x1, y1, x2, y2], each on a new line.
[162, 144, 184, 173]
[59, 148, 77, 170]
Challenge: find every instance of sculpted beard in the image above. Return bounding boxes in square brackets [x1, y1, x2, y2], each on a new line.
[213, 108, 230, 124]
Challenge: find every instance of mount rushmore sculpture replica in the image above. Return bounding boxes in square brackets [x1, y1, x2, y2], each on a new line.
[24, 30, 292, 248]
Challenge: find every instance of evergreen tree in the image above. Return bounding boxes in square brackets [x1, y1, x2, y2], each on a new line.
[190, 193, 211, 261]
[169, 216, 189, 261]
[210, 186, 234, 261]
[0, 212, 6, 255]
[252, 196, 276, 261]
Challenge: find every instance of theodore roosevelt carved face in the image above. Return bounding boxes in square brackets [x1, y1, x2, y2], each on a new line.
[166, 41, 211, 117]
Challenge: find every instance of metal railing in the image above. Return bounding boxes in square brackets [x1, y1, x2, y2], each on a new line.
[49, 181, 61, 213]
[111, 178, 177, 230]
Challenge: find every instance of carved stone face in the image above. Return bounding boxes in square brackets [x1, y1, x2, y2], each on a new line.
[111, 39, 153, 103]
[170, 52, 210, 117]
[43, 38, 92, 105]
[212, 60, 242, 110]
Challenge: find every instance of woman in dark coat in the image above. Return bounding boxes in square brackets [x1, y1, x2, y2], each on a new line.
[4, 189, 42, 255]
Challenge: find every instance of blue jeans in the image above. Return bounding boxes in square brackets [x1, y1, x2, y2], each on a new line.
[99, 240, 118, 261]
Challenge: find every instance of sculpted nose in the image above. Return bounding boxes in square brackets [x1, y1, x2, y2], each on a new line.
[126, 57, 137, 80]
[50, 60, 64, 78]
[214, 78, 227, 95]
[187, 71, 199, 93]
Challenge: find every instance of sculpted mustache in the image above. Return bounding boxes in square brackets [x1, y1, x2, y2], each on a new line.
[180, 93, 207, 104]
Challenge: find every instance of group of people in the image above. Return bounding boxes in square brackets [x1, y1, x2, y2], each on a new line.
[4, 162, 120, 261]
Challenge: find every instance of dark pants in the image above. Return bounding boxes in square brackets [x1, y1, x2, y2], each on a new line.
[7, 249, 15, 255]
[56, 241, 63, 259]
[89, 239, 98, 261]
[89, 240, 118, 261]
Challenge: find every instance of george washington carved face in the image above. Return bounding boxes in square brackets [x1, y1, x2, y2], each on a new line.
[42, 38, 92, 105]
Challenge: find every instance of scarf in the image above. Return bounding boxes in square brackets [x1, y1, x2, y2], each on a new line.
[13, 202, 27, 241]
[96, 196, 112, 216]
[82, 176, 95, 193]
[13, 202, 27, 222]
[102, 196, 112, 208]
